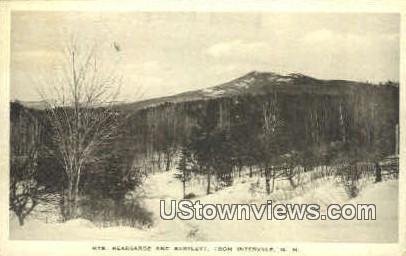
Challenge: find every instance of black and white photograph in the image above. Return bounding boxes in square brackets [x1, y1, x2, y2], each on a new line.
[1, 1, 405, 255]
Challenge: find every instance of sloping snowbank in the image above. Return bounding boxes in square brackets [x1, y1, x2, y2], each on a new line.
[10, 171, 398, 242]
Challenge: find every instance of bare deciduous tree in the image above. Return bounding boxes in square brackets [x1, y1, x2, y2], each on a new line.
[10, 106, 42, 225]
[261, 94, 284, 194]
[39, 41, 122, 220]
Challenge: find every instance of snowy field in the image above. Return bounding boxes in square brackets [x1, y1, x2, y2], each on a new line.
[10, 169, 398, 242]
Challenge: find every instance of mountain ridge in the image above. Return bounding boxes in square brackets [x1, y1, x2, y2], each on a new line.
[117, 71, 396, 112]
[14, 71, 398, 111]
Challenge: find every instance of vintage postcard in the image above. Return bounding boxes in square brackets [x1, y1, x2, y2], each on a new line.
[0, 1, 405, 255]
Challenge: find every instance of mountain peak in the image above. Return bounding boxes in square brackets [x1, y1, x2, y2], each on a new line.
[241, 70, 313, 81]
[243, 70, 280, 78]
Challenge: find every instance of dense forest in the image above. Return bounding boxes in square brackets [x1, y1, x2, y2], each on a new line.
[10, 72, 399, 226]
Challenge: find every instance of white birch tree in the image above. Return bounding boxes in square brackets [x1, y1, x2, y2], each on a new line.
[39, 40, 122, 220]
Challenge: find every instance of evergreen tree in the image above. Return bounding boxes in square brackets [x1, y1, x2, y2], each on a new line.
[175, 147, 192, 198]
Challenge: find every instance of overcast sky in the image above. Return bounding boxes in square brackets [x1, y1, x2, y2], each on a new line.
[11, 12, 400, 102]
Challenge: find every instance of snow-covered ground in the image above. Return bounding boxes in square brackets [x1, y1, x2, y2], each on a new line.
[10, 170, 398, 242]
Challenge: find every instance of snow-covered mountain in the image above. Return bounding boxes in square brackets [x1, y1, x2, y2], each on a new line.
[117, 71, 391, 112]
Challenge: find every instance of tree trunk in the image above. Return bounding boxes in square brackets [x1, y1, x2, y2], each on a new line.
[183, 179, 186, 198]
[249, 166, 253, 178]
[165, 152, 171, 172]
[73, 169, 81, 218]
[207, 171, 211, 195]
[60, 182, 66, 222]
[158, 153, 163, 170]
[375, 161, 382, 183]
[72, 187, 79, 219]
[288, 168, 297, 188]
[18, 215, 24, 226]
[65, 182, 73, 220]
[65, 176, 78, 220]
[271, 166, 276, 193]
[265, 164, 271, 195]
[265, 177, 270, 195]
